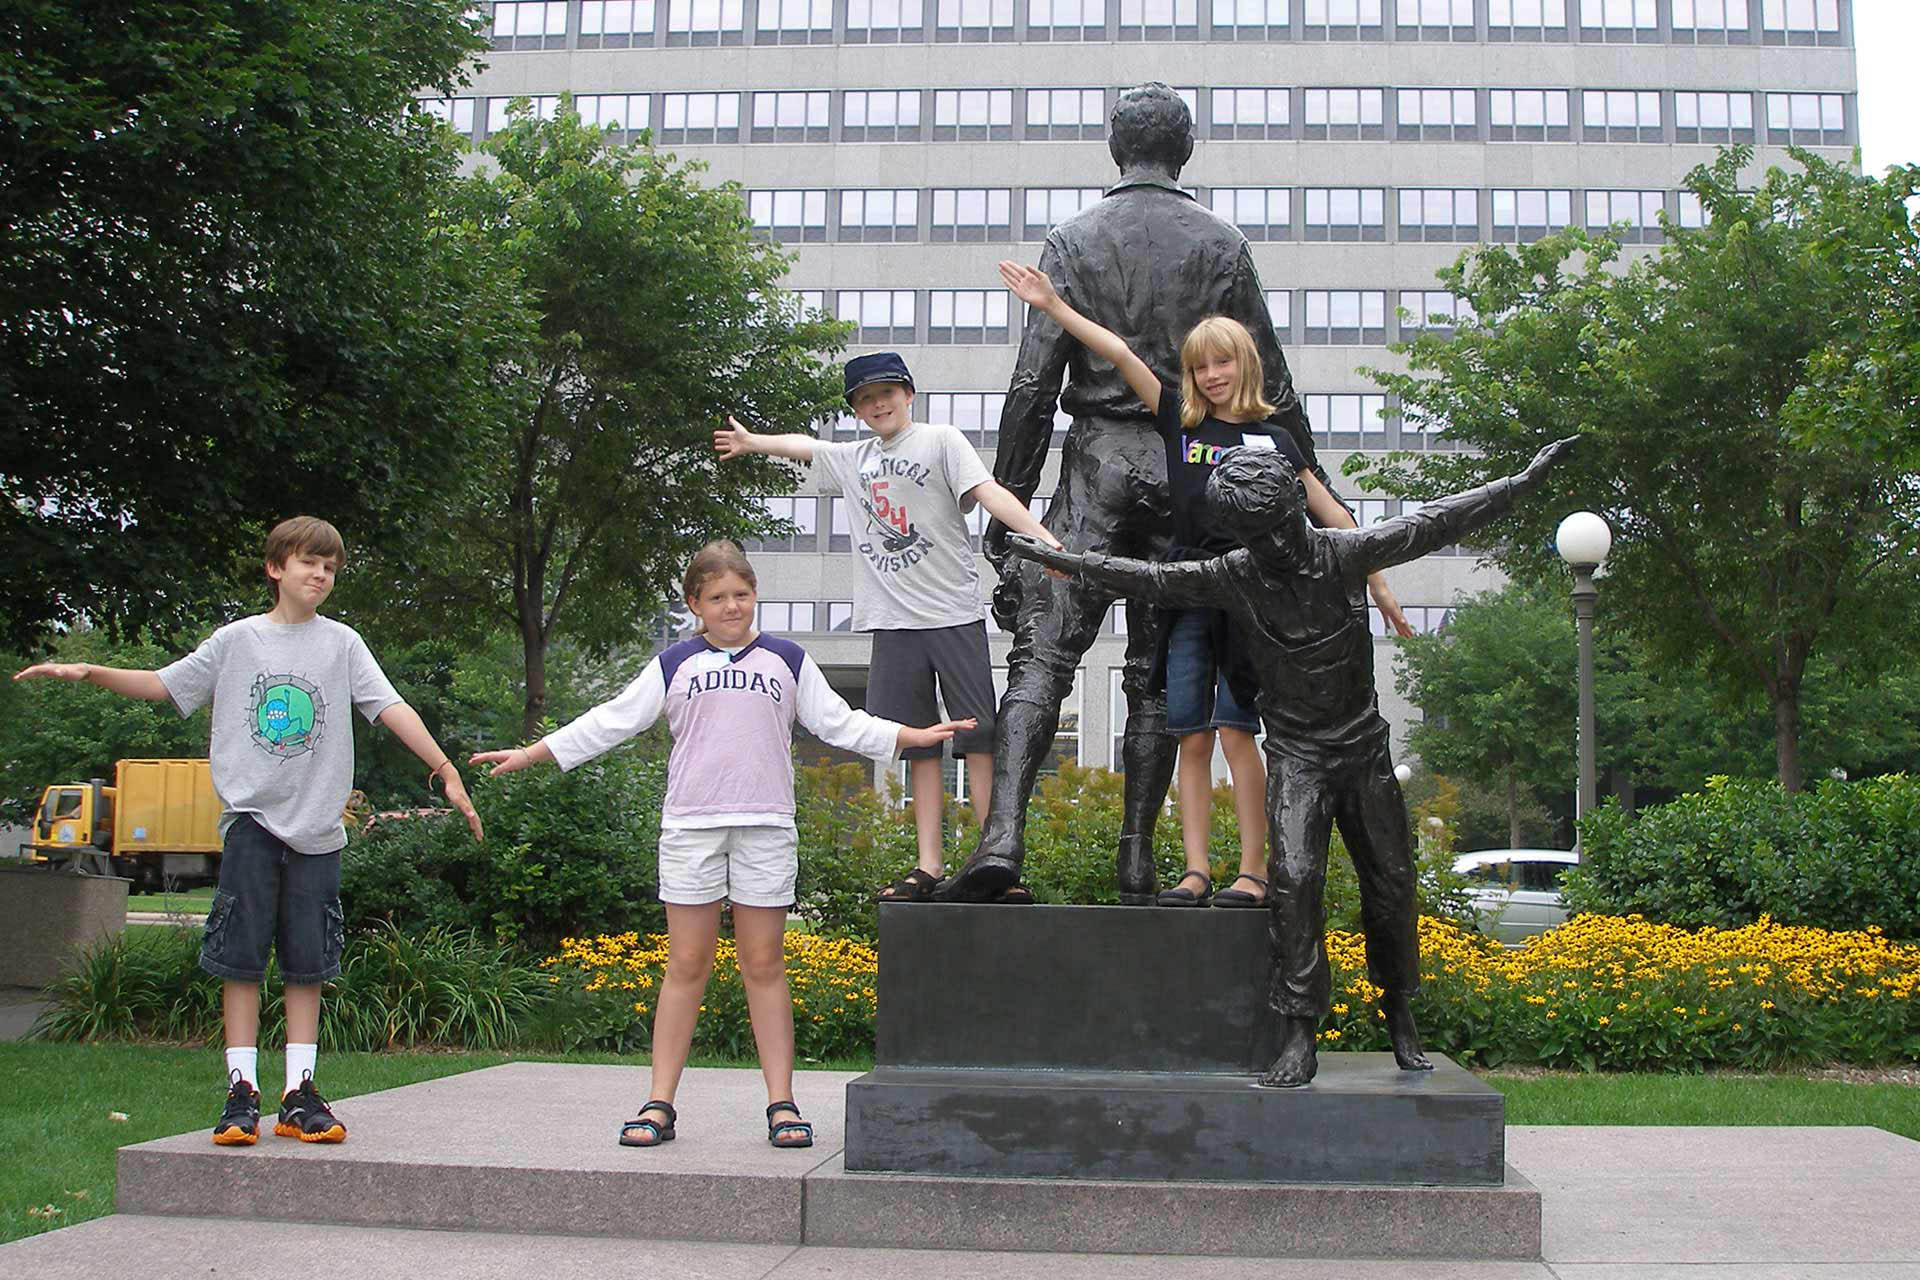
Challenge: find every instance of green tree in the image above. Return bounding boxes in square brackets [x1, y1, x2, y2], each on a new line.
[1355, 149, 1920, 791]
[0, 0, 507, 652]
[351, 102, 849, 737]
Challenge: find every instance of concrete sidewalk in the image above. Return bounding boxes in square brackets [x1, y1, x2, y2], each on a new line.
[0, 987, 48, 1041]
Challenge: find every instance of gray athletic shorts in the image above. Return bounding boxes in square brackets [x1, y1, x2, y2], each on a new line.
[866, 621, 997, 759]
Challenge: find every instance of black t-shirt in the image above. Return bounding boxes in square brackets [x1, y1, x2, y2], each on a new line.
[1155, 384, 1308, 557]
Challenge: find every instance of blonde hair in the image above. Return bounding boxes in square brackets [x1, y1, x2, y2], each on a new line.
[682, 540, 757, 632]
[263, 517, 345, 602]
[1179, 316, 1274, 429]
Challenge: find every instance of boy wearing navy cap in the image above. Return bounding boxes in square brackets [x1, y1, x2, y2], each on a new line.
[716, 353, 1062, 902]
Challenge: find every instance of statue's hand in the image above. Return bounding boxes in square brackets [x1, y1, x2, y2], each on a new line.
[990, 572, 1022, 632]
[1524, 435, 1580, 481]
[1007, 534, 1084, 575]
[983, 517, 1013, 566]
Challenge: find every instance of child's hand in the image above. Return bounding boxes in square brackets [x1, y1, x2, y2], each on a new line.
[471, 748, 537, 777]
[13, 662, 87, 682]
[997, 261, 1059, 312]
[897, 718, 977, 751]
[713, 415, 754, 459]
[436, 767, 485, 842]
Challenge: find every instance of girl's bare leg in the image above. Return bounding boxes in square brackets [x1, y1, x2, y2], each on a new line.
[732, 904, 799, 1127]
[1220, 726, 1270, 901]
[1175, 729, 1218, 878]
[634, 901, 723, 1142]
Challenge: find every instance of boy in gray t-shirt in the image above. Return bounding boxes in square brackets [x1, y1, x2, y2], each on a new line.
[715, 352, 1062, 902]
[14, 516, 482, 1147]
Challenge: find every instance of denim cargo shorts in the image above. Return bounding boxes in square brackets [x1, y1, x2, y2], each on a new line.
[198, 814, 345, 985]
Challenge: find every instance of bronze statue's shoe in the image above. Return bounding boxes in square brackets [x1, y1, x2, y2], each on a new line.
[1115, 833, 1156, 901]
[933, 854, 1020, 902]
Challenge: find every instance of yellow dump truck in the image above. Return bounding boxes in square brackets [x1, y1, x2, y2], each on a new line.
[27, 759, 222, 889]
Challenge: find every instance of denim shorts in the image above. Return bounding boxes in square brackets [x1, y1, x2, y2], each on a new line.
[199, 815, 344, 985]
[1165, 607, 1258, 736]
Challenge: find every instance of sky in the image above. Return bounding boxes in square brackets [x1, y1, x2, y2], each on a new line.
[1853, 0, 1919, 175]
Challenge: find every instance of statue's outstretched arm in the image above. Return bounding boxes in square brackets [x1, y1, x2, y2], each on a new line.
[1340, 437, 1579, 577]
[1007, 536, 1230, 610]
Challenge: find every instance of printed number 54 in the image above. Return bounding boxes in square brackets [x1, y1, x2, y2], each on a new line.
[871, 481, 909, 534]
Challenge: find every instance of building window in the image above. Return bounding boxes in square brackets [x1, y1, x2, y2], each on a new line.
[418, 97, 478, 138]
[750, 90, 829, 142]
[1023, 187, 1102, 237]
[1676, 191, 1707, 229]
[1119, 0, 1198, 36]
[1029, 0, 1107, 38]
[1303, 187, 1386, 242]
[1674, 91, 1755, 144]
[491, 1, 568, 48]
[756, 0, 832, 41]
[1025, 88, 1106, 140]
[1487, 0, 1569, 40]
[1398, 188, 1479, 242]
[1302, 291, 1386, 345]
[1106, 604, 1129, 635]
[932, 89, 1014, 140]
[827, 601, 855, 631]
[846, 0, 926, 40]
[1396, 0, 1472, 40]
[1395, 88, 1477, 141]
[1109, 667, 1127, 768]
[658, 92, 741, 143]
[1765, 92, 1847, 145]
[828, 498, 852, 550]
[1265, 290, 1292, 337]
[1302, 88, 1384, 141]
[1306, 392, 1388, 439]
[933, 188, 1013, 242]
[745, 496, 819, 553]
[1210, 0, 1289, 39]
[1397, 605, 1456, 634]
[1209, 87, 1291, 139]
[749, 189, 829, 242]
[842, 90, 923, 141]
[1302, 0, 1382, 39]
[485, 96, 560, 137]
[839, 189, 919, 242]
[935, 0, 1015, 40]
[1582, 90, 1663, 142]
[580, 0, 656, 45]
[1211, 188, 1292, 241]
[837, 289, 917, 343]
[1671, 0, 1749, 42]
[667, 0, 745, 42]
[923, 391, 1007, 449]
[1578, 0, 1656, 41]
[1490, 188, 1572, 242]
[1399, 290, 1474, 332]
[927, 289, 1011, 344]
[1584, 190, 1667, 244]
[573, 94, 652, 140]
[756, 601, 818, 632]
[1761, 0, 1841, 45]
[1488, 88, 1571, 142]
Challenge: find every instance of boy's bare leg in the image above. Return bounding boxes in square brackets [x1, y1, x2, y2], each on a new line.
[1174, 730, 1216, 880]
[908, 756, 946, 876]
[733, 904, 800, 1129]
[965, 753, 993, 825]
[635, 901, 723, 1141]
[283, 984, 321, 1045]
[222, 980, 261, 1048]
[1220, 727, 1269, 900]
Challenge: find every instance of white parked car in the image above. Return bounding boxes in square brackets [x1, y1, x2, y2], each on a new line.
[1451, 849, 1579, 945]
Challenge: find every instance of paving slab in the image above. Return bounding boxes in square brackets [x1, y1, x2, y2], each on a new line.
[1508, 1125, 1920, 1266]
[0, 987, 47, 1042]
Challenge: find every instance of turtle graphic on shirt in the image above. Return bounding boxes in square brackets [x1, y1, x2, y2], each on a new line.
[248, 673, 327, 759]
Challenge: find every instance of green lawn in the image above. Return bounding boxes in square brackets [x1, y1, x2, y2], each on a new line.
[125, 886, 213, 915]
[1, 1041, 1913, 1246]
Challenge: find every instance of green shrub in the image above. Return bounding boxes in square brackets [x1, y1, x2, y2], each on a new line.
[342, 747, 667, 950]
[1566, 774, 1920, 938]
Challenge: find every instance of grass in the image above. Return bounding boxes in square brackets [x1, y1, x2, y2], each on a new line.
[125, 886, 213, 915]
[2, 1040, 1913, 1247]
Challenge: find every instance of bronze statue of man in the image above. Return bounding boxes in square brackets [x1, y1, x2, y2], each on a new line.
[1008, 438, 1578, 1085]
[939, 81, 1333, 904]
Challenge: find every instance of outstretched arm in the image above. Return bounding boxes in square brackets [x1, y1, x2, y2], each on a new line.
[1303, 478, 1413, 637]
[13, 662, 169, 700]
[1007, 536, 1234, 611]
[379, 704, 483, 841]
[998, 261, 1161, 414]
[714, 415, 818, 463]
[1341, 437, 1579, 577]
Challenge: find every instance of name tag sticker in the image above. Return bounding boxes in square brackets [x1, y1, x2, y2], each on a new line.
[1240, 434, 1276, 450]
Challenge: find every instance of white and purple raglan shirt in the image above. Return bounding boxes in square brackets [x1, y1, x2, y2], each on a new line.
[542, 633, 901, 829]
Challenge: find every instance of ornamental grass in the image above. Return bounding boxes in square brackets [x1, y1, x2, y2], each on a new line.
[1324, 914, 1920, 1071]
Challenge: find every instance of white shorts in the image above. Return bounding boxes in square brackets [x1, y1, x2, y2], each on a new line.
[657, 825, 798, 908]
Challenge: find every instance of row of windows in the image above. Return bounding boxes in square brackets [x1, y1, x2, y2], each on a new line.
[424, 87, 1851, 147]
[740, 184, 1722, 244]
[487, 0, 1845, 47]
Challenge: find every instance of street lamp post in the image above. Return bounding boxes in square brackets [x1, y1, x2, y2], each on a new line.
[1556, 512, 1612, 850]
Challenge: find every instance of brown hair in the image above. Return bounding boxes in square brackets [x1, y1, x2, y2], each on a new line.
[1179, 316, 1275, 429]
[683, 540, 756, 606]
[263, 517, 346, 602]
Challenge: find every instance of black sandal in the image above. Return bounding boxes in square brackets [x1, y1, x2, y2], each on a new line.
[1156, 869, 1211, 906]
[619, 1099, 676, 1147]
[1212, 873, 1269, 908]
[875, 867, 941, 903]
[766, 1100, 814, 1149]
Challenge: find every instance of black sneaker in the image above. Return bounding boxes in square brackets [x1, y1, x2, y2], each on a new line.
[274, 1072, 346, 1143]
[212, 1071, 259, 1146]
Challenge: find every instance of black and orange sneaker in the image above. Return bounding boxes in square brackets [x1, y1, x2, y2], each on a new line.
[213, 1071, 260, 1146]
[274, 1073, 346, 1143]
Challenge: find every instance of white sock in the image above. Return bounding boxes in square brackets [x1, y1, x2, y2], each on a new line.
[225, 1046, 258, 1089]
[285, 1043, 318, 1100]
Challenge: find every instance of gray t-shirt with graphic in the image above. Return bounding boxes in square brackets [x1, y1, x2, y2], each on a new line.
[813, 421, 994, 631]
[157, 615, 404, 854]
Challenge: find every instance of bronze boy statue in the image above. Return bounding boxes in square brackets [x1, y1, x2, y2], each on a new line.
[1008, 437, 1577, 1086]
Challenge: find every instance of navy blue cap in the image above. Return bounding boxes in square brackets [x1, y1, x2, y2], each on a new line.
[843, 351, 915, 403]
